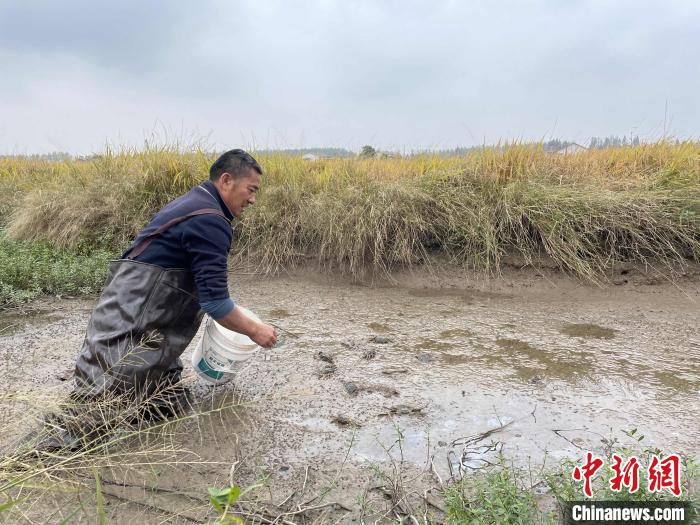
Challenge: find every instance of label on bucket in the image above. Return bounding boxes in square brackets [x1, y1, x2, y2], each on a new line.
[202, 346, 235, 371]
[196, 357, 225, 380]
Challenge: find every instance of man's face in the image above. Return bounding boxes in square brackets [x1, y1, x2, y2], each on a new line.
[217, 169, 261, 218]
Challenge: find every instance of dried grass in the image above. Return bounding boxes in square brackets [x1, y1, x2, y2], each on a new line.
[1, 142, 698, 279]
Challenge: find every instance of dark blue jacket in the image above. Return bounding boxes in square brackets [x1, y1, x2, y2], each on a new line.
[122, 180, 234, 317]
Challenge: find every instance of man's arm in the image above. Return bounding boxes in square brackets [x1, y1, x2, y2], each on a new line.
[214, 305, 277, 348]
[182, 215, 277, 348]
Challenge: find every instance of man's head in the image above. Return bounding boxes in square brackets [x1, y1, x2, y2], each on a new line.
[209, 149, 263, 218]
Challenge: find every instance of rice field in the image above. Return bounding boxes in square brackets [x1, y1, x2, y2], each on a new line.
[0, 142, 698, 285]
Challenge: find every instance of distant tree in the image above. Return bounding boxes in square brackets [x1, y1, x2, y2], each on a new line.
[25, 151, 73, 161]
[253, 148, 355, 158]
[542, 139, 573, 152]
[360, 145, 377, 158]
[588, 135, 641, 149]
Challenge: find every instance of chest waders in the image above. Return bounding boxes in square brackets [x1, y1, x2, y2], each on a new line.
[74, 207, 228, 402]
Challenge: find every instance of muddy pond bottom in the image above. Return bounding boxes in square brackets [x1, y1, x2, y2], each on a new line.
[1, 268, 699, 522]
[181, 270, 700, 477]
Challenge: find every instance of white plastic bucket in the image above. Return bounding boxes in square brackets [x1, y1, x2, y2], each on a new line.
[191, 306, 261, 384]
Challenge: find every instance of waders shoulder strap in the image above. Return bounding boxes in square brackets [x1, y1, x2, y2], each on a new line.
[125, 208, 228, 260]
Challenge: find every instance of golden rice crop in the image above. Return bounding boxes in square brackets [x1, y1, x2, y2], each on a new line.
[1, 142, 698, 279]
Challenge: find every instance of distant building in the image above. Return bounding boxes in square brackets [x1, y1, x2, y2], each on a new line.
[379, 151, 399, 159]
[556, 143, 588, 154]
[302, 153, 320, 161]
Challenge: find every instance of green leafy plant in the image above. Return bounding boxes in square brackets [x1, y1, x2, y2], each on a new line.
[208, 485, 243, 525]
[208, 482, 263, 525]
[443, 457, 556, 524]
[0, 232, 114, 307]
[0, 496, 26, 513]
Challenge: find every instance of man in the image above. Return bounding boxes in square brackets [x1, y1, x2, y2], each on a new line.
[74, 149, 277, 410]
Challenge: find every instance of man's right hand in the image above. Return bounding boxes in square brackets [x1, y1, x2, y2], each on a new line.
[252, 323, 277, 348]
[215, 306, 277, 348]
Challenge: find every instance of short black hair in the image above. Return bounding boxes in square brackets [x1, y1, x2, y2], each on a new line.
[209, 149, 262, 181]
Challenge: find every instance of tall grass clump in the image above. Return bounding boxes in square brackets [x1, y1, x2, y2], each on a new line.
[2, 142, 699, 282]
[3, 147, 210, 249]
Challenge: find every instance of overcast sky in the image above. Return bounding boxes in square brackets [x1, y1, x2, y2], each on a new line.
[1, 0, 698, 154]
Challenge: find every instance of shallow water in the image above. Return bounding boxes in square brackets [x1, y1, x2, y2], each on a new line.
[561, 322, 617, 339]
[192, 271, 700, 482]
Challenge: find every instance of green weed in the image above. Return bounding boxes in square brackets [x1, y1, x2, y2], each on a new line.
[0, 232, 113, 307]
[208, 485, 244, 525]
[443, 456, 556, 524]
[94, 468, 107, 525]
[208, 482, 264, 525]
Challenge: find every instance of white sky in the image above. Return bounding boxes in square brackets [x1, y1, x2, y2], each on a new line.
[1, 0, 698, 154]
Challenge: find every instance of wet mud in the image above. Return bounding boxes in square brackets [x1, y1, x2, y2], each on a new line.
[0, 308, 64, 337]
[560, 322, 617, 339]
[1, 266, 699, 522]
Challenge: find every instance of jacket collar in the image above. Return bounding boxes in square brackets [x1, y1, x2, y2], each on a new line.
[199, 180, 235, 221]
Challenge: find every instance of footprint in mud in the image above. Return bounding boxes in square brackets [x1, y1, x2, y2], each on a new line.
[560, 323, 617, 339]
[268, 308, 292, 318]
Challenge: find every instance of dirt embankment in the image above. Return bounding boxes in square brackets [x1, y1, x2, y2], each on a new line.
[1, 263, 699, 523]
